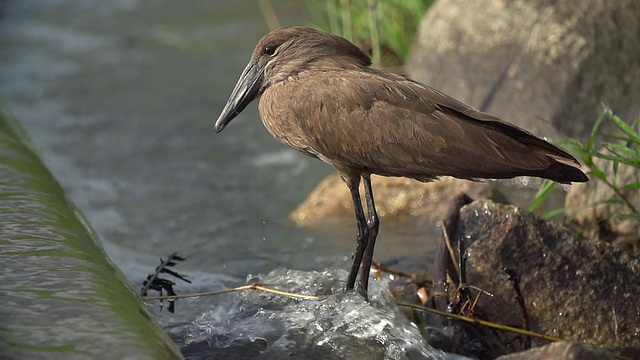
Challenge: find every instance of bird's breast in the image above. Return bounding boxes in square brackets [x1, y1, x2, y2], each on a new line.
[258, 80, 322, 159]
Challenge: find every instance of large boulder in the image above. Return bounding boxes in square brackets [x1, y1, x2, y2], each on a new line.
[407, 0, 640, 141]
[455, 200, 640, 358]
[290, 174, 492, 227]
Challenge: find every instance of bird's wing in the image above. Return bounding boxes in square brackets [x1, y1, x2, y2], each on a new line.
[290, 69, 583, 182]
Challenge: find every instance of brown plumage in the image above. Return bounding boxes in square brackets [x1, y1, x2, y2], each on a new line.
[214, 26, 588, 296]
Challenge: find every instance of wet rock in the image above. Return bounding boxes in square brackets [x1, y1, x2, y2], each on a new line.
[565, 149, 640, 254]
[455, 200, 640, 358]
[407, 0, 640, 141]
[290, 174, 492, 226]
[496, 342, 615, 360]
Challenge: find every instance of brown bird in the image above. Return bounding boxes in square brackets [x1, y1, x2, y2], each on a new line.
[214, 26, 588, 296]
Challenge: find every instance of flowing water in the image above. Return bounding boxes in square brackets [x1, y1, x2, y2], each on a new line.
[0, 0, 443, 277]
[0, 1, 558, 358]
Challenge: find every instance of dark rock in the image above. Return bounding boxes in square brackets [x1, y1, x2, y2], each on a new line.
[496, 342, 615, 360]
[455, 200, 640, 358]
[407, 0, 640, 141]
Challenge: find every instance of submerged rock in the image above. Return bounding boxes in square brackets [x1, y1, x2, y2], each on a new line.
[455, 200, 640, 358]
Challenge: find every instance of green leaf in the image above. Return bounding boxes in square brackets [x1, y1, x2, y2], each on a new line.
[607, 111, 640, 145]
[594, 152, 640, 167]
[588, 168, 607, 180]
[604, 134, 636, 144]
[622, 182, 640, 190]
[588, 110, 606, 152]
[613, 213, 640, 221]
[604, 143, 639, 158]
[542, 207, 567, 219]
[600, 198, 623, 205]
[529, 179, 557, 213]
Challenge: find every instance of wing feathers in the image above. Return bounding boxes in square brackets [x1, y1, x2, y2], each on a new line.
[267, 69, 587, 183]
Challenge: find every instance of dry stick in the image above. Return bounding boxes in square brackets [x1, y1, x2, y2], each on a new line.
[340, 0, 353, 42]
[461, 284, 491, 316]
[455, 284, 493, 320]
[456, 233, 469, 307]
[366, 0, 381, 68]
[440, 220, 459, 280]
[601, 170, 639, 215]
[396, 302, 632, 360]
[141, 282, 631, 360]
[431, 193, 473, 313]
[397, 300, 561, 342]
[142, 283, 320, 302]
[433, 218, 452, 311]
[143, 284, 531, 343]
[371, 261, 415, 280]
[258, 0, 281, 30]
[444, 194, 474, 308]
[443, 193, 473, 287]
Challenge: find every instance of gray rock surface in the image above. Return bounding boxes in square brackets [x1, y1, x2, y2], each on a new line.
[497, 342, 614, 360]
[565, 148, 640, 254]
[454, 200, 640, 358]
[407, 0, 640, 141]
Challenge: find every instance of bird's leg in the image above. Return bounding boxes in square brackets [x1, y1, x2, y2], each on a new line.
[357, 175, 379, 293]
[344, 176, 369, 292]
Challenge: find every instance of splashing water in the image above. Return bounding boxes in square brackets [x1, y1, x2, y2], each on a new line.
[170, 269, 467, 360]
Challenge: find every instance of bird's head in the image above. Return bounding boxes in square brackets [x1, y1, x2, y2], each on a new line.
[214, 26, 370, 133]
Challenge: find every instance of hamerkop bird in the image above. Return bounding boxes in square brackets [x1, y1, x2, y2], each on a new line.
[214, 26, 588, 296]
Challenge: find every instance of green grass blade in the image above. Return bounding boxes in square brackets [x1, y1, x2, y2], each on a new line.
[588, 168, 607, 180]
[594, 151, 640, 167]
[622, 182, 640, 190]
[529, 179, 557, 213]
[542, 207, 567, 219]
[614, 213, 640, 221]
[588, 110, 607, 152]
[600, 198, 624, 205]
[604, 134, 636, 143]
[607, 111, 640, 145]
[604, 143, 639, 158]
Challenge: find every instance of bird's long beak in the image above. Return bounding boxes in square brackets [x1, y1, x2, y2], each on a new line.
[214, 61, 263, 133]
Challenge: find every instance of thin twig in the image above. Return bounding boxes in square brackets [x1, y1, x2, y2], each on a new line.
[396, 302, 631, 360]
[140, 280, 630, 360]
[371, 261, 415, 279]
[398, 301, 554, 342]
[142, 283, 320, 302]
[600, 172, 640, 214]
[258, 0, 280, 30]
[456, 284, 493, 316]
[340, 0, 352, 42]
[367, 0, 381, 68]
[441, 220, 459, 275]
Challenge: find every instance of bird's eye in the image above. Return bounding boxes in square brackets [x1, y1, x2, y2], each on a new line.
[263, 45, 276, 56]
